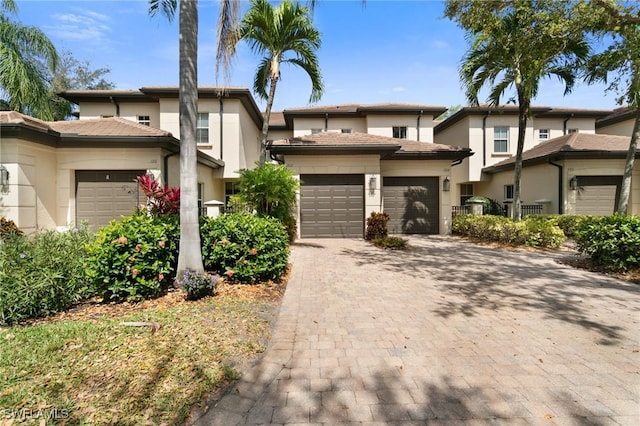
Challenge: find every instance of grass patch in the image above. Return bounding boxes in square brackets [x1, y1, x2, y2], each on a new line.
[0, 281, 284, 425]
[371, 236, 408, 250]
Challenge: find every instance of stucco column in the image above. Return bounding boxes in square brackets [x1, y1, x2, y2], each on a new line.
[365, 173, 382, 227]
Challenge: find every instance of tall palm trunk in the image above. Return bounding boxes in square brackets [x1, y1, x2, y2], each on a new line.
[177, 0, 204, 274]
[259, 65, 280, 164]
[512, 98, 529, 221]
[617, 108, 640, 214]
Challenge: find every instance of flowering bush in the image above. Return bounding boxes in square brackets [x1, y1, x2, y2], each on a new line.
[365, 212, 389, 240]
[201, 213, 289, 283]
[136, 174, 180, 215]
[177, 269, 219, 300]
[0, 217, 22, 240]
[85, 213, 179, 301]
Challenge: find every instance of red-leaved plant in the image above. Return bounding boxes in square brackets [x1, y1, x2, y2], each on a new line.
[136, 174, 180, 215]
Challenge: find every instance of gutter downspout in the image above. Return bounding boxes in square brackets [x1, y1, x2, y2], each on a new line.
[219, 95, 224, 160]
[324, 113, 328, 132]
[417, 110, 423, 141]
[267, 141, 284, 164]
[549, 160, 563, 214]
[109, 96, 120, 117]
[563, 114, 574, 135]
[481, 112, 490, 166]
[163, 151, 180, 186]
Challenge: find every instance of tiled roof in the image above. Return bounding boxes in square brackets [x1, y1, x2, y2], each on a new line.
[0, 111, 52, 131]
[271, 131, 470, 154]
[268, 111, 286, 126]
[283, 103, 446, 114]
[597, 106, 637, 128]
[49, 117, 172, 137]
[485, 133, 632, 172]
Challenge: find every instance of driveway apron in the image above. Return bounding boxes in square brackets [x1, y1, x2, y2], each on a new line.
[193, 236, 640, 425]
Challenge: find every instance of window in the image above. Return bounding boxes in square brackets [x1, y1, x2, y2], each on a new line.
[198, 183, 204, 216]
[493, 127, 509, 153]
[568, 128, 579, 134]
[392, 126, 407, 139]
[341, 128, 352, 134]
[504, 184, 514, 200]
[225, 181, 239, 206]
[137, 115, 150, 126]
[538, 129, 549, 140]
[311, 128, 322, 134]
[460, 183, 474, 205]
[197, 113, 209, 144]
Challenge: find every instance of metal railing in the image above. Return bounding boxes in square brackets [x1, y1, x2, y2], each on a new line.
[453, 204, 542, 218]
[521, 204, 543, 217]
[451, 205, 471, 217]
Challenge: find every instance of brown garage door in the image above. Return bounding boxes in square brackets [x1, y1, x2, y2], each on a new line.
[574, 176, 622, 216]
[300, 174, 364, 238]
[383, 177, 439, 234]
[76, 170, 146, 229]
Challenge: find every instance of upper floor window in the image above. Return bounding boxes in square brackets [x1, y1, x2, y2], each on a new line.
[392, 126, 407, 139]
[538, 129, 549, 140]
[568, 128, 579, 134]
[494, 126, 509, 153]
[341, 128, 352, 134]
[197, 113, 209, 144]
[311, 128, 322, 134]
[137, 115, 150, 126]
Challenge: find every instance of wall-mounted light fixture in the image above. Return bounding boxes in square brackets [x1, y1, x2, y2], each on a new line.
[569, 176, 578, 191]
[0, 165, 9, 187]
[146, 171, 155, 181]
[443, 176, 450, 192]
[369, 175, 377, 196]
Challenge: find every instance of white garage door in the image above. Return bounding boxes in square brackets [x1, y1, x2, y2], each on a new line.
[76, 170, 146, 229]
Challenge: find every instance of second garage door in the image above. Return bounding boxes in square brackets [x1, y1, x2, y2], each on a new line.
[574, 176, 621, 216]
[300, 174, 364, 238]
[383, 177, 439, 234]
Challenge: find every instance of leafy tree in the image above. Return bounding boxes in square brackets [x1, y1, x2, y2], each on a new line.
[444, 0, 588, 220]
[149, 0, 239, 276]
[232, 0, 323, 163]
[0, 0, 58, 119]
[236, 162, 299, 240]
[582, 0, 640, 214]
[47, 50, 115, 120]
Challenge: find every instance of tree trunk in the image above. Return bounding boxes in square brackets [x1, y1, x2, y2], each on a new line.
[177, 0, 204, 275]
[616, 108, 639, 214]
[259, 75, 279, 164]
[512, 99, 529, 221]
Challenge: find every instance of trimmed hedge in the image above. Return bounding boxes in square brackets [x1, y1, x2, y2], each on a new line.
[526, 214, 589, 238]
[201, 213, 289, 283]
[452, 214, 565, 248]
[574, 214, 640, 271]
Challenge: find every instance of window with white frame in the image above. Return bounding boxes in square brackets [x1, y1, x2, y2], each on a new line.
[311, 128, 322, 134]
[392, 126, 407, 139]
[494, 127, 509, 153]
[504, 184, 514, 200]
[341, 128, 352, 134]
[538, 129, 549, 140]
[196, 113, 209, 144]
[137, 115, 151, 126]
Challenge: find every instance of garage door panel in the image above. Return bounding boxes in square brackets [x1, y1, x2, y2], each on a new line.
[383, 177, 439, 234]
[575, 185, 617, 216]
[300, 174, 364, 238]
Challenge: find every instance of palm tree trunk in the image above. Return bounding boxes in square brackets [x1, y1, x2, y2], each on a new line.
[259, 75, 279, 164]
[512, 99, 529, 221]
[617, 108, 639, 214]
[177, 0, 204, 275]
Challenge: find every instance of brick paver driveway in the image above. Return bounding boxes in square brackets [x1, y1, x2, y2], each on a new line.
[194, 236, 640, 425]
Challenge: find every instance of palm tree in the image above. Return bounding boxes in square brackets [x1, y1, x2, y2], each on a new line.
[0, 0, 58, 120]
[233, 0, 323, 163]
[584, 0, 640, 214]
[445, 0, 588, 220]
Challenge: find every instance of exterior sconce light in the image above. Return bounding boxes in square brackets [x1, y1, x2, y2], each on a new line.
[569, 176, 578, 191]
[146, 171, 155, 181]
[369, 175, 377, 195]
[443, 176, 450, 192]
[0, 166, 9, 187]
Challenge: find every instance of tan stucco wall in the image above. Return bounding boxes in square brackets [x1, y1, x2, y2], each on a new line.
[434, 116, 472, 204]
[597, 120, 635, 137]
[268, 129, 293, 141]
[381, 160, 453, 234]
[367, 114, 434, 142]
[292, 117, 368, 137]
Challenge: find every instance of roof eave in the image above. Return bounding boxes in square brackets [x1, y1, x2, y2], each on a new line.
[483, 150, 637, 173]
[269, 144, 401, 156]
[384, 150, 474, 160]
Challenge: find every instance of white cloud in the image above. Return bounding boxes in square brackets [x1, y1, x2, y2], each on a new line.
[392, 87, 406, 93]
[47, 10, 111, 43]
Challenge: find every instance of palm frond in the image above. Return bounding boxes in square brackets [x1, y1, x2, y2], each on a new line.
[148, 0, 177, 21]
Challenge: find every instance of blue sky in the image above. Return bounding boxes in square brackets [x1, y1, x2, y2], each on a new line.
[18, 0, 620, 112]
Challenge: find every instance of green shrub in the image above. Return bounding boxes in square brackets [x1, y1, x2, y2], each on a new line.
[0, 228, 93, 325]
[574, 214, 640, 271]
[528, 214, 588, 238]
[201, 213, 289, 283]
[366, 212, 390, 240]
[0, 217, 22, 240]
[452, 214, 565, 248]
[372, 236, 408, 250]
[85, 213, 179, 302]
[235, 163, 299, 241]
[177, 269, 219, 300]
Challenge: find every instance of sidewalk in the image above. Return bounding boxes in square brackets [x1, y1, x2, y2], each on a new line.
[193, 236, 640, 425]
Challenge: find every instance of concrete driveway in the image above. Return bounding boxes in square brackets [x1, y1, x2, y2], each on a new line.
[194, 236, 640, 425]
